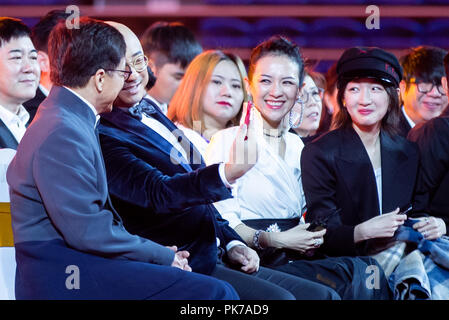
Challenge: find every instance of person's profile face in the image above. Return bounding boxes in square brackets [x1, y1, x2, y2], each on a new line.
[0, 36, 40, 106]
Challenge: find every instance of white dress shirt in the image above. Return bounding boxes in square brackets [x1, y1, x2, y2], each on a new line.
[145, 94, 168, 115]
[205, 109, 307, 230]
[402, 106, 416, 129]
[0, 104, 30, 144]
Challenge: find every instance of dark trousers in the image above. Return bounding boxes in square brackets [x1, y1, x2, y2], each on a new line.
[274, 256, 392, 300]
[211, 263, 340, 300]
[14, 239, 239, 300]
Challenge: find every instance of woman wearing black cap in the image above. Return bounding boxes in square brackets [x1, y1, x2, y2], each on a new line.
[301, 47, 420, 258]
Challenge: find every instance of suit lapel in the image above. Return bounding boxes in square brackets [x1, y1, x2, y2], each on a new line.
[0, 119, 18, 149]
[380, 131, 411, 212]
[334, 126, 380, 221]
[101, 108, 193, 172]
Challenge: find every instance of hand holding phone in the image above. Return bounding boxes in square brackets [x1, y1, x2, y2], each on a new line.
[244, 100, 253, 140]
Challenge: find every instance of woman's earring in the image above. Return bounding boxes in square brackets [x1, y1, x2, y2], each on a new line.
[289, 97, 304, 129]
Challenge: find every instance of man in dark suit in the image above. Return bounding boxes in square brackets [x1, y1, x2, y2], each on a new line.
[398, 46, 448, 137]
[407, 53, 449, 240]
[99, 21, 339, 300]
[23, 10, 71, 123]
[7, 17, 238, 300]
[0, 18, 39, 149]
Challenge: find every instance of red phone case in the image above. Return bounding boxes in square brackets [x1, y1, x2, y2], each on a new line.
[244, 101, 253, 140]
[244, 100, 253, 126]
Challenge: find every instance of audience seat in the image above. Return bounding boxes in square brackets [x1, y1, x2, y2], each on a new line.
[362, 18, 423, 48]
[308, 18, 365, 48]
[199, 18, 256, 48]
[255, 17, 308, 46]
[423, 19, 449, 48]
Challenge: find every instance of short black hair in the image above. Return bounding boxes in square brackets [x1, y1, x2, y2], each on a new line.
[140, 21, 202, 69]
[248, 35, 305, 87]
[31, 9, 71, 52]
[48, 17, 126, 88]
[400, 46, 448, 87]
[0, 17, 31, 48]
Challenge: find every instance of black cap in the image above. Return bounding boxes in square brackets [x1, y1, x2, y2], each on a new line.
[336, 47, 402, 89]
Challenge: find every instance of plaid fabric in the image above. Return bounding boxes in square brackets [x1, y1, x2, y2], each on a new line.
[371, 219, 449, 300]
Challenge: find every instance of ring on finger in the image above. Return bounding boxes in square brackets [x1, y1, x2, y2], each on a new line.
[313, 238, 323, 247]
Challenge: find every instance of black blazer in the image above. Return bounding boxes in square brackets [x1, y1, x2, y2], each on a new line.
[23, 86, 46, 124]
[0, 119, 18, 149]
[301, 125, 419, 256]
[99, 104, 244, 275]
[397, 108, 412, 138]
[408, 116, 449, 233]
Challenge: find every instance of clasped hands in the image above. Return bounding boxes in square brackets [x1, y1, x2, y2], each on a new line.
[168, 244, 261, 274]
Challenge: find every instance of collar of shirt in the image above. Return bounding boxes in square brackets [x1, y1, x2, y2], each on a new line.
[144, 94, 168, 115]
[0, 104, 30, 128]
[63, 86, 100, 126]
[401, 105, 415, 128]
[38, 84, 50, 97]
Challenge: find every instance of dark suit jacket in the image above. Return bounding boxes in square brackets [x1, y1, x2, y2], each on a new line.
[397, 107, 412, 138]
[0, 119, 18, 149]
[99, 103, 244, 275]
[408, 116, 449, 233]
[7, 86, 175, 266]
[23, 86, 46, 124]
[301, 125, 419, 256]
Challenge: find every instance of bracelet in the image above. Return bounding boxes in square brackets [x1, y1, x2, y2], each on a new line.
[253, 229, 265, 250]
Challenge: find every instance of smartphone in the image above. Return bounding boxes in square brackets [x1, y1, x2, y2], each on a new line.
[399, 204, 412, 216]
[244, 100, 253, 140]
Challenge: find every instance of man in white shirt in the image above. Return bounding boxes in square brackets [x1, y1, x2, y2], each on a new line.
[0, 17, 39, 149]
[398, 46, 448, 137]
[140, 21, 202, 114]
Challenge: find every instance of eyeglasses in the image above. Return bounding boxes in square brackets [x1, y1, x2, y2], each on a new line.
[408, 80, 446, 96]
[127, 55, 149, 73]
[105, 68, 132, 81]
[299, 87, 324, 104]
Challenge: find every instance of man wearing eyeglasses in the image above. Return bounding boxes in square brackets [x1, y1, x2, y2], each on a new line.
[398, 46, 448, 137]
[407, 52, 449, 243]
[98, 21, 340, 300]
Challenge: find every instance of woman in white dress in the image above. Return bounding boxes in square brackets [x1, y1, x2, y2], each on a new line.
[168, 37, 391, 299]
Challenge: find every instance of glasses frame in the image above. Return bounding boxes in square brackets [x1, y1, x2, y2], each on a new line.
[127, 55, 149, 73]
[105, 68, 132, 81]
[300, 87, 325, 104]
[408, 79, 446, 96]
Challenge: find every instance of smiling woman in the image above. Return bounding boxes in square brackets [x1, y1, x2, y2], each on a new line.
[301, 47, 424, 257]
[205, 37, 391, 300]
